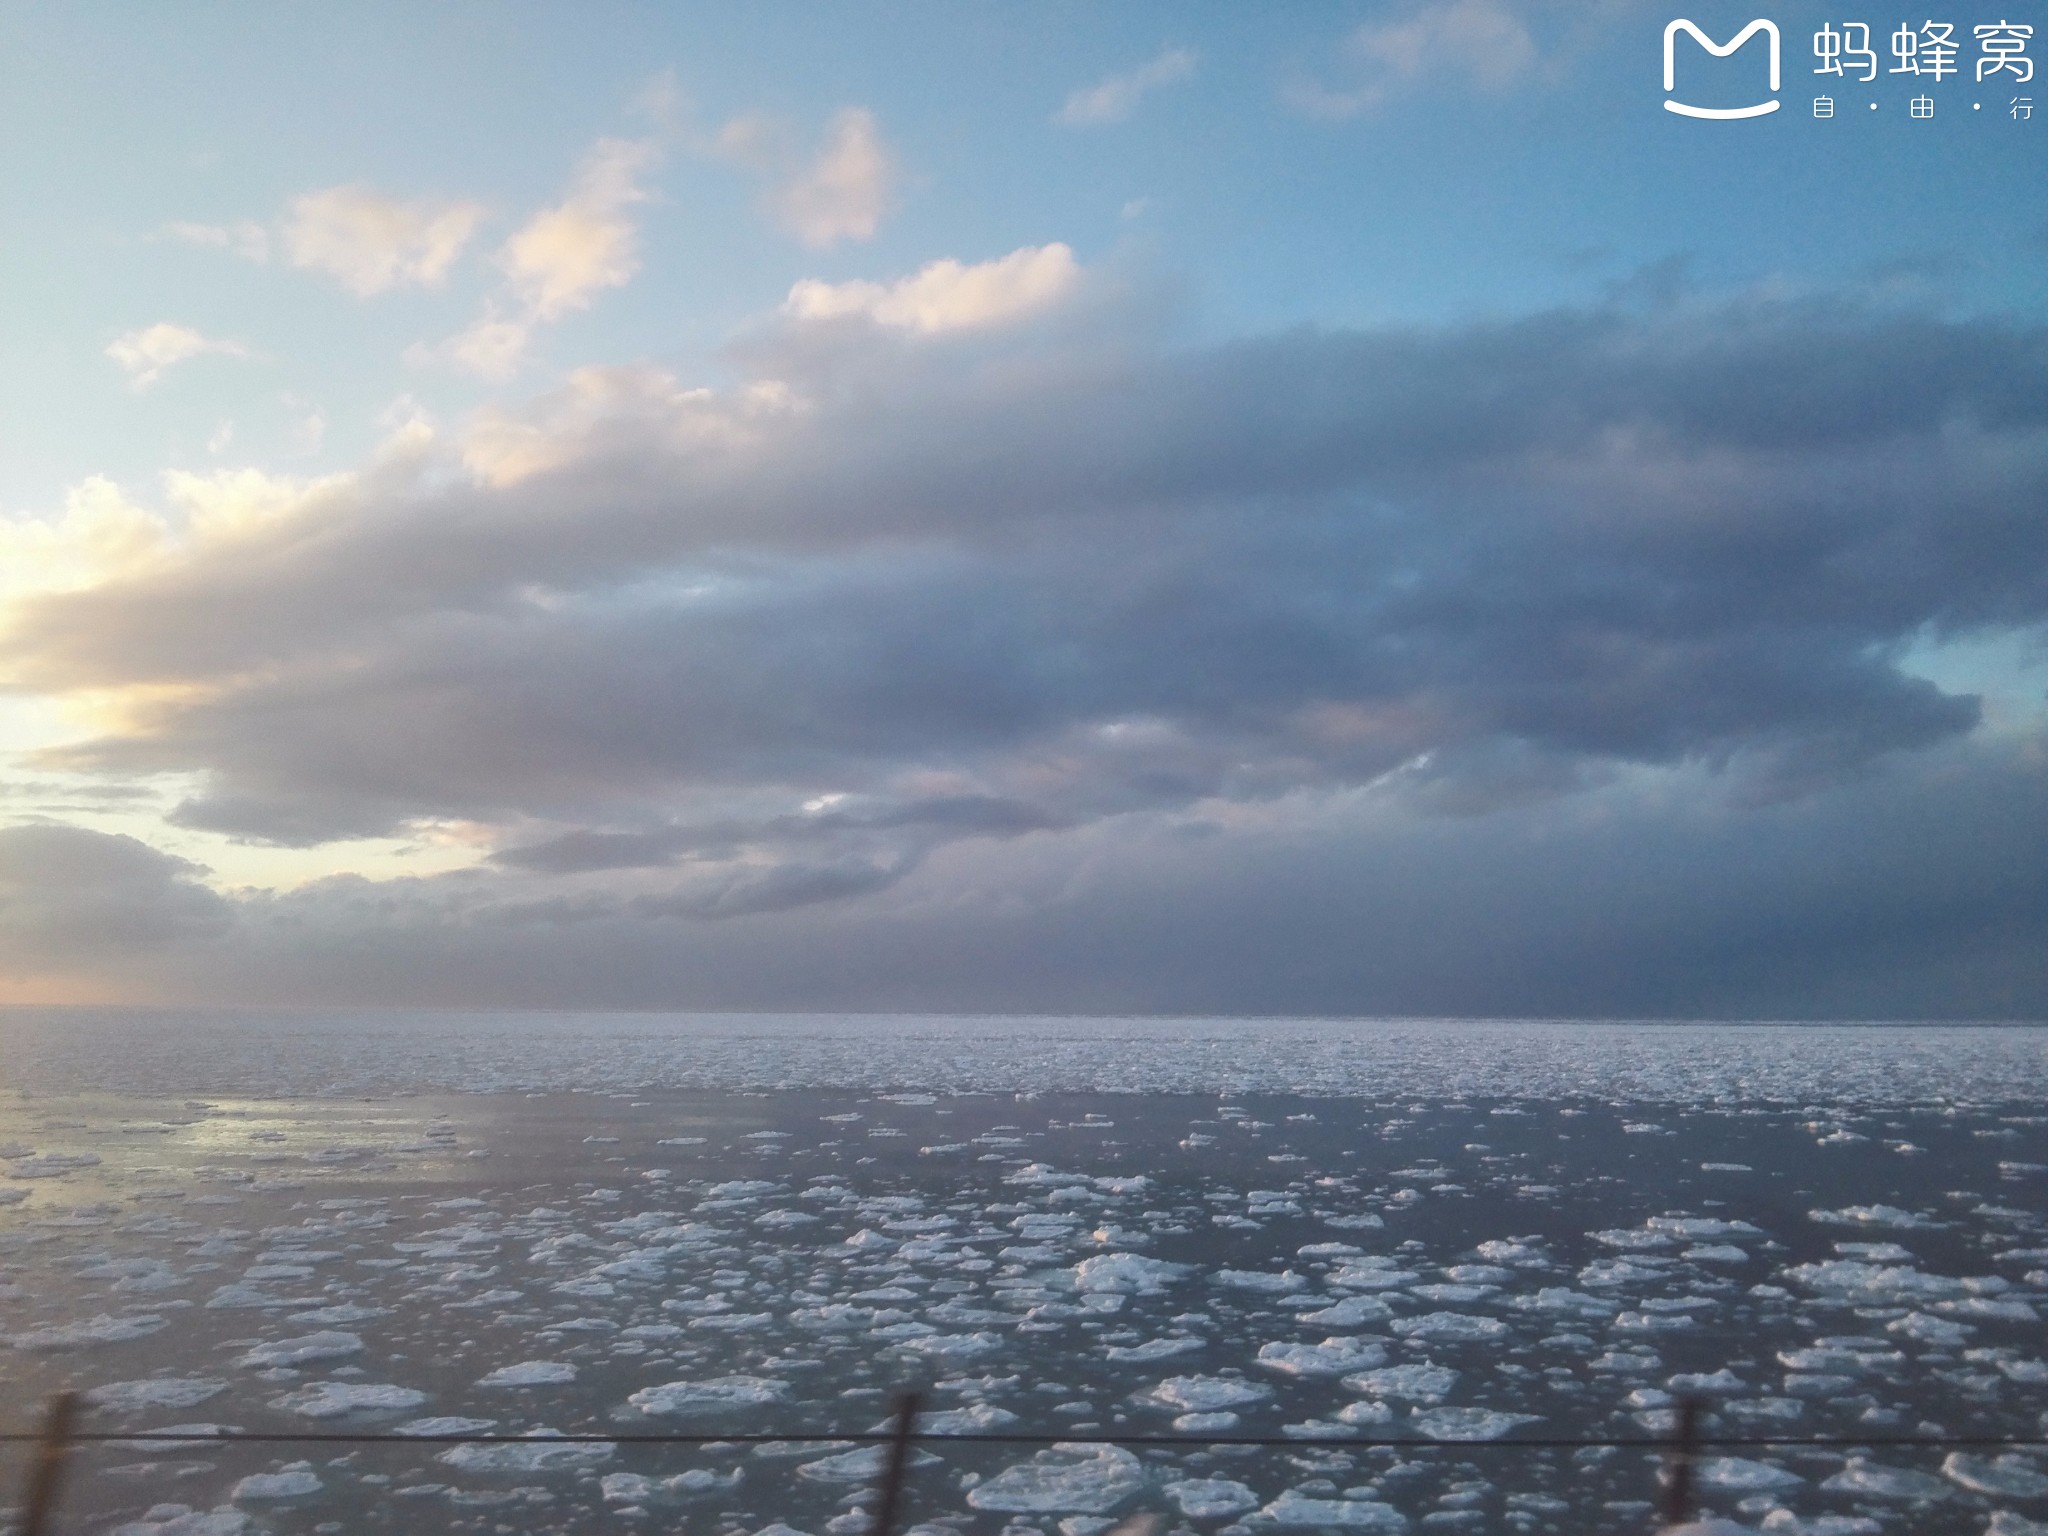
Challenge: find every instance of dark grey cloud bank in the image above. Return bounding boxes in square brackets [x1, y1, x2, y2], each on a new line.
[7, 736, 2040, 1017]
[4, 284, 2045, 1012]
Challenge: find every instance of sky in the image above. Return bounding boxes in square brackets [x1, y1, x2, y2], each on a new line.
[0, 0, 2043, 1015]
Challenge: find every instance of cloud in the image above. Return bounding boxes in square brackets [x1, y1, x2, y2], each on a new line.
[18, 290, 2043, 830]
[0, 476, 168, 602]
[756, 108, 897, 249]
[499, 139, 655, 320]
[1056, 47, 1198, 126]
[283, 185, 486, 296]
[1290, 0, 1538, 118]
[10, 277, 2048, 1009]
[9, 735, 2045, 1015]
[489, 794, 1062, 898]
[159, 220, 271, 263]
[429, 137, 661, 380]
[0, 825, 230, 972]
[104, 323, 247, 388]
[783, 244, 1082, 333]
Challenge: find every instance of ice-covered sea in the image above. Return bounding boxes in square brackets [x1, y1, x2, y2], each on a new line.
[1, 1012, 2045, 1536]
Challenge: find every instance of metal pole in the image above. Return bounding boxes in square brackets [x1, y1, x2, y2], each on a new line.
[19, 1392, 81, 1536]
[868, 1391, 922, 1536]
[1659, 1396, 1702, 1529]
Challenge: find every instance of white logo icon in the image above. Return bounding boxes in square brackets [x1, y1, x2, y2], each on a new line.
[1664, 18, 1782, 117]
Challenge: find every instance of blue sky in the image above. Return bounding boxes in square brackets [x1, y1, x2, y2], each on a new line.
[1, 2, 2043, 1011]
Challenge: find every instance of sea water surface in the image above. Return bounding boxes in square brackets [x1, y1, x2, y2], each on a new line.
[1, 1012, 2044, 1536]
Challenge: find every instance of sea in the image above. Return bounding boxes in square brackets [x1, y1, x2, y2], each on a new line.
[1, 1011, 2044, 1536]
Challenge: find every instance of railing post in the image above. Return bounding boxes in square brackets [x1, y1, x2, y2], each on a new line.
[18, 1392, 82, 1536]
[868, 1390, 922, 1536]
[1658, 1396, 1702, 1530]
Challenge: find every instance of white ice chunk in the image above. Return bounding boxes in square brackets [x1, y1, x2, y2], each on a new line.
[1782, 1260, 1967, 1303]
[1072, 1254, 1191, 1293]
[1409, 1407, 1539, 1440]
[1819, 1458, 1950, 1500]
[1260, 1490, 1408, 1529]
[1213, 1268, 1307, 1293]
[1105, 1336, 1204, 1362]
[8, 1313, 166, 1350]
[1343, 1364, 1458, 1402]
[1808, 1204, 1942, 1230]
[1336, 1400, 1394, 1425]
[1300, 1296, 1393, 1327]
[269, 1382, 426, 1418]
[1941, 1453, 2048, 1498]
[894, 1330, 1003, 1359]
[967, 1444, 1147, 1514]
[893, 1403, 1021, 1434]
[1647, 1216, 1764, 1240]
[1163, 1478, 1260, 1519]
[601, 1468, 741, 1503]
[439, 1429, 615, 1475]
[477, 1360, 577, 1387]
[1886, 1311, 1973, 1345]
[796, 1446, 941, 1482]
[1257, 1337, 1388, 1377]
[628, 1375, 790, 1415]
[1511, 1288, 1615, 1319]
[231, 1463, 322, 1501]
[1389, 1312, 1508, 1342]
[1329, 1265, 1421, 1290]
[1137, 1375, 1273, 1412]
[1694, 1456, 1802, 1491]
[234, 1331, 363, 1368]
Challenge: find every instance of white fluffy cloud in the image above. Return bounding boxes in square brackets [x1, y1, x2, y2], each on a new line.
[774, 108, 896, 249]
[283, 186, 486, 296]
[1055, 48, 1197, 126]
[0, 477, 167, 603]
[104, 323, 247, 389]
[500, 138, 656, 321]
[433, 138, 661, 381]
[783, 244, 1082, 334]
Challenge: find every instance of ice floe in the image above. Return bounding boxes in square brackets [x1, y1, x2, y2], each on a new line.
[628, 1375, 790, 1414]
[1409, 1406, 1540, 1440]
[1163, 1477, 1261, 1519]
[84, 1377, 226, 1412]
[439, 1429, 616, 1475]
[233, 1330, 363, 1368]
[1389, 1311, 1508, 1342]
[230, 1463, 322, 1501]
[1256, 1335, 1388, 1376]
[1819, 1458, 1951, 1500]
[269, 1382, 426, 1418]
[477, 1359, 577, 1386]
[966, 1444, 1147, 1514]
[1343, 1364, 1458, 1402]
[1259, 1490, 1408, 1528]
[6, 1312, 166, 1350]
